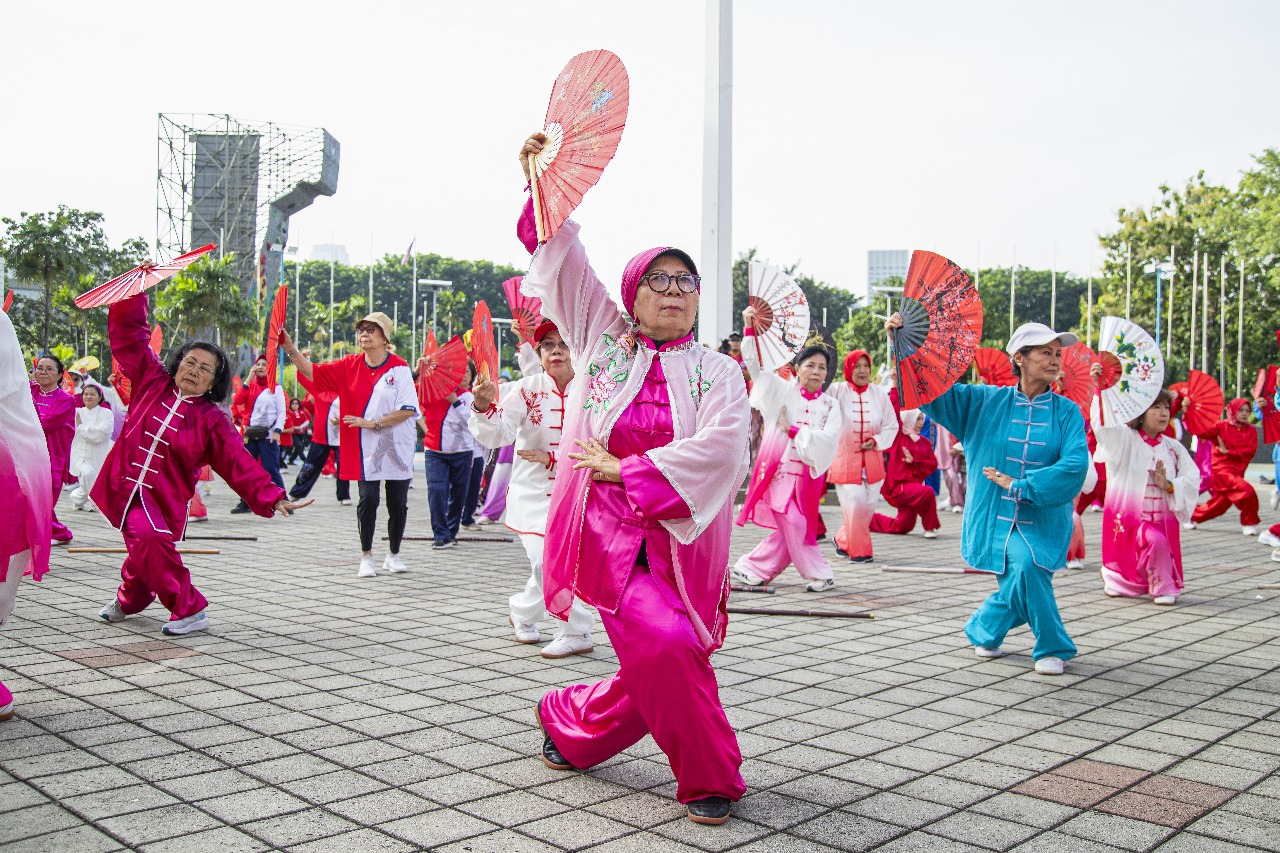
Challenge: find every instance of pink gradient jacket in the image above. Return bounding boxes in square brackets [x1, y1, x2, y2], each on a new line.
[523, 218, 752, 652]
[91, 295, 286, 538]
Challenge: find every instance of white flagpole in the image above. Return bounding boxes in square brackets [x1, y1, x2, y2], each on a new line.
[328, 235, 335, 361]
[368, 234, 374, 311]
[1189, 248, 1198, 370]
[1237, 261, 1245, 399]
[1166, 244, 1175, 361]
[411, 253, 418, 359]
[1009, 245, 1016, 339]
[1050, 245, 1057, 329]
[1219, 255, 1226, 389]
[1201, 254, 1209, 374]
[1125, 244, 1132, 321]
[1086, 274, 1093, 350]
[293, 244, 301, 397]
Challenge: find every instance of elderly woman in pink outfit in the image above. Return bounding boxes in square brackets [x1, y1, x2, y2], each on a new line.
[31, 354, 76, 545]
[516, 133, 752, 826]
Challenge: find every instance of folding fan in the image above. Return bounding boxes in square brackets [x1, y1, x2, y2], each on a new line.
[1057, 342, 1096, 419]
[529, 50, 630, 242]
[110, 357, 131, 405]
[1095, 316, 1164, 424]
[75, 244, 216, 309]
[502, 276, 543, 344]
[747, 260, 810, 372]
[2, 289, 11, 312]
[471, 301, 499, 382]
[891, 251, 983, 409]
[973, 348, 1015, 387]
[264, 284, 288, 391]
[417, 334, 469, 404]
[69, 355, 100, 375]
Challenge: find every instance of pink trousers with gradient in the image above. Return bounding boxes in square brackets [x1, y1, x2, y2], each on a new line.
[115, 501, 207, 621]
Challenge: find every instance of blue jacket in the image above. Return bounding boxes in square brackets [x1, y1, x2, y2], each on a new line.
[923, 384, 1088, 573]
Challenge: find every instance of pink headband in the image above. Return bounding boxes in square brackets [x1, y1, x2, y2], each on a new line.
[620, 247, 699, 316]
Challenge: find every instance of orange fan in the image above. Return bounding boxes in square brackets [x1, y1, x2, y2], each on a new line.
[470, 300, 499, 382]
[891, 251, 983, 409]
[1168, 370, 1224, 436]
[2, 289, 11, 312]
[1057, 342, 1096, 419]
[502, 276, 543, 345]
[973, 347, 1014, 387]
[529, 50, 630, 242]
[264, 284, 288, 391]
[75, 244, 216, 309]
[417, 334, 468, 404]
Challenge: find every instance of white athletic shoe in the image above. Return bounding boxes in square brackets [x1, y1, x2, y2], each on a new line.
[383, 554, 409, 574]
[339, 499, 352, 506]
[1104, 587, 1124, 598]
[923, 530, 938, 539]
[1034, 656, 1065, 675]
[1242, 526, 1258, 537]
[1258, 532, 1280, 548]
[541, 633, 593, 659]
[510, 619, 540, 644]
[950, 505, 964, 514]
[162, 611, 208, 636]
[730, 567, 765, 587]
[1182, 521, 1197, 530]
[1152, 595, 1178, 606]
[99, 600, 129, 623]
[974, 646, 1005, 658]
[1271, 489, 1279, 511]
[1065, 559, 1085, 570]
[357, 557, 377, 578]
[805, 578, 835, 592]
[1272, 548, 1280, 564]
[1088, 505, 1102, 513]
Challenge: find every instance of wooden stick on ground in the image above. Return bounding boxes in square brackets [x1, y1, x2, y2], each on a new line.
[730, 585, 776, 594]
[1257, 583, 1280, 590]
[881, 565, 988, 575]
[68, 547, 221, 555]
[183, 535, 258, 541]
[387, 535, 514, 543]
[727, 607, 874, 619]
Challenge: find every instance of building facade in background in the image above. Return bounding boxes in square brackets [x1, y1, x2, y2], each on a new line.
[868, 250, 910, 289]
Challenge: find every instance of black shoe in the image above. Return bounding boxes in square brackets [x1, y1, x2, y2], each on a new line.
[834, 545, 848, 557]
[230, 502, 251, 514]
[535, 698, 573, 771]
[686, 796, 731, 825]
[850, 556, 874, 564]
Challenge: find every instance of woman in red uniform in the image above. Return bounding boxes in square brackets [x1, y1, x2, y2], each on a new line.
[870, 408, 942, 537]
[1186, 398, 1260, 535]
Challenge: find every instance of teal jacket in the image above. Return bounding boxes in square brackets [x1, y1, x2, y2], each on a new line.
[923, 384, 1088, 573]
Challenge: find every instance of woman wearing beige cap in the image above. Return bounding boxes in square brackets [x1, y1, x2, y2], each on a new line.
[282, 313, 420, 577]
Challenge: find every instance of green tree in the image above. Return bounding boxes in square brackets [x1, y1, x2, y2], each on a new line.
[435, 291, 468, 338]
[154, 255, 257, 351]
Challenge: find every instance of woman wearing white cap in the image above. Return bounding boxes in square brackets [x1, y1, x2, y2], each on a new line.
[886, 317, 1089, 675]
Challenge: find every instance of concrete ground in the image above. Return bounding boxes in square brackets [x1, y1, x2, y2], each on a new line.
[1, 474, 1278, 852]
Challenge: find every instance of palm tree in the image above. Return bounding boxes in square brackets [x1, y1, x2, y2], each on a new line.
[154, 255, 257, 350]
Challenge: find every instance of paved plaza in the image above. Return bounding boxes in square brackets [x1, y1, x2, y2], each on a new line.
[1, 473, 1279, 852]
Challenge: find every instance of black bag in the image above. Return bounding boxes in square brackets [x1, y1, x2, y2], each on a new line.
[244, 426, 270, 441]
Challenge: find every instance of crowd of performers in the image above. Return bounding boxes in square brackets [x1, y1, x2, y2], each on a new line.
[4, 138, 1280, 824]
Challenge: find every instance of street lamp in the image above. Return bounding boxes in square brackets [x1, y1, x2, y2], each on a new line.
[1144, 260, 1175, 347]
[417, 279, 452, 343]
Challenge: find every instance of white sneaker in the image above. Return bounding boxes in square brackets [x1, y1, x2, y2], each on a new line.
[1271, 549, 1280, 563]
[974, 646, 1005, 658]
[1034, 656, 1065, 675]
[510, 619, 540, 644]
[357, 557, 377, 578]
[950, 505, 963, 514]
[1242, 526, 1258, 536]
[99, 600, 129, 623]
[339, 499, 352, 506]
[730, 567, 765, 587]
[923, 530, 938, 539]
[1088, 505, 1102, 513]
[1065, 559, 1085, 570]
[1258, 532, 1280, 548]
[1271, 489, 1279, 511]
[383, 554, 409, 573]
[51, 539, 70, 547]
[1182, 521, 1197, 530]
[1152, 595, 1178, 605]
[541, 633, 593, 659]
[162, 611, 208, 636]
[805, 578, 835, 592]
[1104, 587, 1124, 598]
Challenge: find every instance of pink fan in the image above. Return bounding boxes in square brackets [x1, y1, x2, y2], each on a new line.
[502, 276, 543, 344]
[75, 244, 217, 309]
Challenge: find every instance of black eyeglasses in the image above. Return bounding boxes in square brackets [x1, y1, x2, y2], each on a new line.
[640, 272, 700, 294]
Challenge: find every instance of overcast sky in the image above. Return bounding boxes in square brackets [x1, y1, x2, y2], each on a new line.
[3, 0, 1278, 300]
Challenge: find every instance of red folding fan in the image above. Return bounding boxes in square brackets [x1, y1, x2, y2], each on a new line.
[973, 347, 1015, 387]
[502, 276, 543, 344]
[75, 244, 216, 309]
[1168, 370, 1224, 437]
[528, 50, 630, 242]
[470, 300, 499, 382]
[2, 289, 11, 312]
[1057, 342, 1097, 419]
[891, 251, 983, 408]
[1250, 365, 1280, 443]
[264, 284, 288, 391]
[417, 334, 468, 404]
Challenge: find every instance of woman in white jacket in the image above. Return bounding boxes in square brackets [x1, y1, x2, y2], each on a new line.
[69, 383, 115, 511]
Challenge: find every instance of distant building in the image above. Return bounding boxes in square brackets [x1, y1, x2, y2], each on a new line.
[868, 250, 909, 289]
[310, 243, 349, 264]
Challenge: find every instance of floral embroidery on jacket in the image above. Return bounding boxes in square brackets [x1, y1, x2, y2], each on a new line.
[584, 333, 634, 415]
[689, 363, 713, 407]
[522, 388, 549, 425]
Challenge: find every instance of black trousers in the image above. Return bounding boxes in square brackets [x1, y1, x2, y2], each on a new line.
[358, 479, 411, 553]
[291, 441, 350, 502]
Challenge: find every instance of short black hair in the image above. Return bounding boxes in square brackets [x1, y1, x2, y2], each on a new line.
[166, 341, 231, 403]
[794, 344, 831, 371]
[37, 353, 65, 375]
[80, 383, 104, 403]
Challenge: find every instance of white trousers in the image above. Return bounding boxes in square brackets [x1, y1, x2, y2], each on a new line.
[69, 462, 101, 510]
[510, 532, 595, 636]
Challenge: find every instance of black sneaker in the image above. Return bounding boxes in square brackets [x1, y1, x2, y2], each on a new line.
[834, 545, 848, 557]
[230, 502, 251, 514]
[432, 540, 455, 550]
[686, 796, 731, 825]
[850, 555, 874, 564]
[534, 698, 573, 771]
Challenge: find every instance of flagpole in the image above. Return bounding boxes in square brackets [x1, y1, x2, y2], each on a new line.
[1201, 254, 1208, 374]
[1125, 244, 1132, 321]
[1237, 261, 1245, 399]
[1219, 255, 1226, 389]
[368, 233, 374, 311]
[1189, 248, 1198, 370]
[1050, 245, 1057, 329]
[1009, 245, 1016, 340]
[1166, 244, 1175, 361]
[328, 234, 335, 361]
[293, 244, 301, 398]
[411, 252, 418, 359]
[1086, 273, 1093, 350]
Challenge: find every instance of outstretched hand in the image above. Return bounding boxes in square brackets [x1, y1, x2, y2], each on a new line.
[274, 497, 314, 517]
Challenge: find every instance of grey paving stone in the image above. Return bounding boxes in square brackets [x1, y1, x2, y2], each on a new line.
[239, 806, 361, 847]
[378, 807, 503, 847]
[138, 825, 272, 853]
[1056, 811, 1178, 851]
[283, 827, 417, 852]
[928, 810, 1041, 851]
[95, 803, 223, 846]
[0, 824, 128, 853]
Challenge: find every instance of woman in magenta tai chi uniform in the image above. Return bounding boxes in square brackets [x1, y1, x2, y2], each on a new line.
[93, 295, 310, 635]
[517, 133, 752, 826]
[31, 354, 76, 545]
